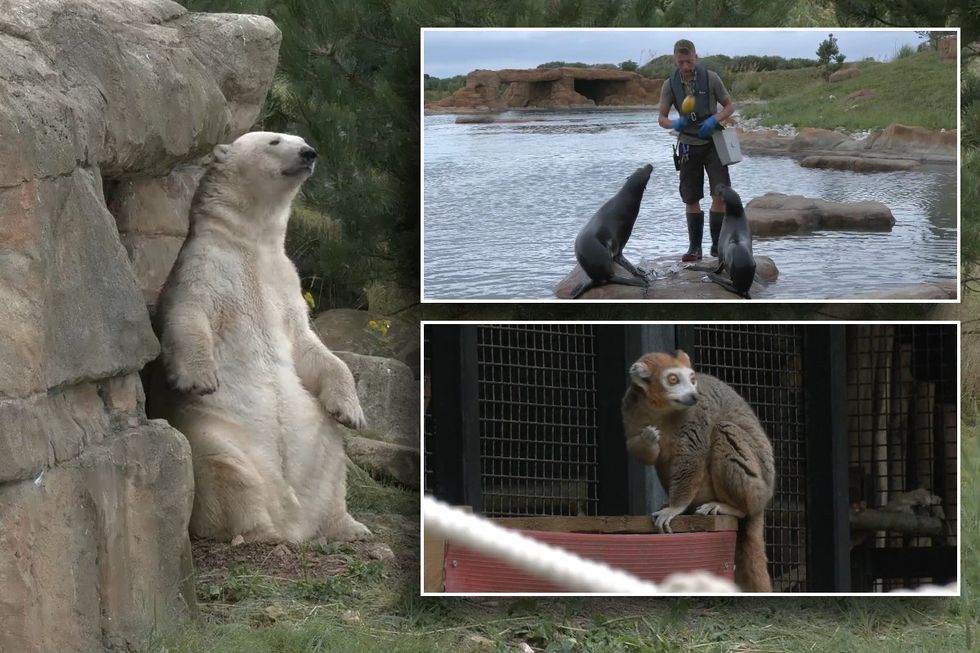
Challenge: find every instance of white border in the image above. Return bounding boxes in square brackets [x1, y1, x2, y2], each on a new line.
[418, 320, 962, 597]
[420, 28, 962, 305]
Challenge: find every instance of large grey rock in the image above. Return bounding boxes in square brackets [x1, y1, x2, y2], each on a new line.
[335, 352, 419, 447]
[0, 419, 194, 653]
[109, 165, 205, 307]
[0, 168, 159, 399]
[108, 165, 204, 237]
[0, 2, 283, 650]
[346, 436, 420, 489]
[554, 256, 780, 300]
[173, 12, 283, 138]
[745, 192, 895, 235]
[0, 373, 143, 485]
[800, 155, 917, 172]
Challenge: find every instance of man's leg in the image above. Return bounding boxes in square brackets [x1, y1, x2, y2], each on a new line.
[679, 146, 706, 262]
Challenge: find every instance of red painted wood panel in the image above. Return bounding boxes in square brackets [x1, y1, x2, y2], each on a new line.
[444, 529, 736, 593]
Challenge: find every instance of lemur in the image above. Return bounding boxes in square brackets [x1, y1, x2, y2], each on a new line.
[621, 350, 775, 592]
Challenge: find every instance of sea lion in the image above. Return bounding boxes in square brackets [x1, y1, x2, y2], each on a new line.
[704, 184, 756, 299]
[570, 164, 653, 299]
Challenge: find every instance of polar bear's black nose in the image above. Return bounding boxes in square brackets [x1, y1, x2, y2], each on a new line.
[300, 147, 317, 161]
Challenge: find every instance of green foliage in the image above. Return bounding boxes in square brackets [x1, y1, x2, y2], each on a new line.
[619, 59, 638, 71]
[894, 43, 916, 59]
[537, 61, 592, 68]
[816, 32, 841, 66]
[423, 74, 466, 102]
[964, 48, 980, 276]
[639, 53, 819, 80]
[834, 1, 977, 43]
[964, 149, 980, 280]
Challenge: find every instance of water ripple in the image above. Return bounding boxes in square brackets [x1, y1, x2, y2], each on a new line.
[423, 111, 956, 300]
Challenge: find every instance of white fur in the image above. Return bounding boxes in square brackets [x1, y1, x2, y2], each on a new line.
[158, 131, 370, 544]
[659, 365, 698, 406]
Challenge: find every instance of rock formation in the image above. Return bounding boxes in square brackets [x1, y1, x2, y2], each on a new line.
[430, 67, 663, 111]
[738, 123, 956, 165]
[745, 193, 895, 235]
[554, 256, 780, 300]
[799, 155, 917, 172]
[0, 2, 280, 651]
[828, 67, 861, 82]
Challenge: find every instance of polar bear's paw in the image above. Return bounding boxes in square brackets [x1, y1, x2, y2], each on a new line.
[167, 360, 219, 395]
[319, 515, 373, 543]
[320, 388, 367, 430]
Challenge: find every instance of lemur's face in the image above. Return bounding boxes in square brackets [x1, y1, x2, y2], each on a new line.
[629, 350, 699, 410]
[659, 366, 698, 407]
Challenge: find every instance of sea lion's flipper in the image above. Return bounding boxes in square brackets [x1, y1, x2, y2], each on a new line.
[752, 273, 770, 289]
[613, 254, 645, 278]
[570, 279, 598, 299]
[570, 274, 647, 299]
[689, 262, 725, 273]
[706, 272, 750, 299]
[609, 274, 649, 289]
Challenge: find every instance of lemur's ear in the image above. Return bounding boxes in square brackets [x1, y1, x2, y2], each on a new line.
[629, 361, 651, 387]
[675, 349, 692, 368]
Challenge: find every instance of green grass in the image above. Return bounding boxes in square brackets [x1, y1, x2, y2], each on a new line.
[141, 416, 978, 652]
[736, 50, 956, 131]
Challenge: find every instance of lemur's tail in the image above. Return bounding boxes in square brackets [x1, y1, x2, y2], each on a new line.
[735, 511, 771, 592]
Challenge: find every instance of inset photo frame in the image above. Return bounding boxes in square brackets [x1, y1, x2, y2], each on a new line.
[421, 322, 960, 596]
[421, 28, 960, 303]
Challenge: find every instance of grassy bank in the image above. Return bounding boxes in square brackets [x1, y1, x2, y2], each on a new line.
[141, 444, 978, 652]
[734, 50, 957, 131]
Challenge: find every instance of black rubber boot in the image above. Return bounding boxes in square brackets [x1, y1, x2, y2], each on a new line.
[709, 211, 724, 257]
[681, 211, 704, 261]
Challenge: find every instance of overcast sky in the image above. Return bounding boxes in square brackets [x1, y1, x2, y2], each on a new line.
[423, 29, 931, 78]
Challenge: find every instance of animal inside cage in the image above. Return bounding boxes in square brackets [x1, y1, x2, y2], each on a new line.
[423, 322, 958, 593]
[686, 325, 808, 592]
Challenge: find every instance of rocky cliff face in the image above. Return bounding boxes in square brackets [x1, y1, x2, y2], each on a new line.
[0, 1, 280, 650]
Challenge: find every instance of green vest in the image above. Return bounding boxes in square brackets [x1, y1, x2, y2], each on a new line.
[669, 63, 715, 133]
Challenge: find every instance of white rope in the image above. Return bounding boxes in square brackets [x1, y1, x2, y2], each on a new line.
[424, 496, 737, 593]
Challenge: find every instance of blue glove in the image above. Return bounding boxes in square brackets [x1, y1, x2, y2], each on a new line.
[670, 116, 689, 132]
[698, 115, 719, 138]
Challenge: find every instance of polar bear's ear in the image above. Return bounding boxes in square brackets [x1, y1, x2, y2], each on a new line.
[212, 143, 232, 163]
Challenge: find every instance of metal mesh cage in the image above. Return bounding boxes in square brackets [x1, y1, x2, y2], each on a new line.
[690, 325, 808, 592]
[846, 324, 957, 590]
[477, 324, 600, 517]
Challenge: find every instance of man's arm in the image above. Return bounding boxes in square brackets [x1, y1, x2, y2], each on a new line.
[658, 81, 683, 130]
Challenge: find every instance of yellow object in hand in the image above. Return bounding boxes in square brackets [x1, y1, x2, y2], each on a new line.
[681, 94, 696, 114]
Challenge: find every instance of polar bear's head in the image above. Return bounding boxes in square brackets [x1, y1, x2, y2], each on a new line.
[212, 131, 317, 195]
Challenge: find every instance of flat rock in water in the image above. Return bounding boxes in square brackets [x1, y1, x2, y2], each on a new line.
[553, 256, 779, 300]
[836, 281, 957, 301]
[799, 155, 917, 172]
[745, 192, 895, 236]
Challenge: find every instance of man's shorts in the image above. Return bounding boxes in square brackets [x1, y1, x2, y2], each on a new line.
[678, 141, 731, 204]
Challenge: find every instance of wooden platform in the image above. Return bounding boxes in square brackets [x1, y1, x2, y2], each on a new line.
[424, 514, 738, 593]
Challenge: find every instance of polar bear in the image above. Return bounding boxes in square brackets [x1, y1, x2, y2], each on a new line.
[157, 131, 371, 543]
